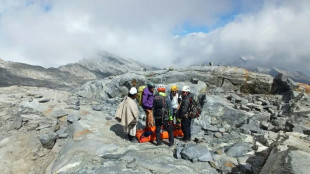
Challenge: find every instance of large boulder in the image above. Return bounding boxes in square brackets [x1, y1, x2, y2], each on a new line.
[271, 73, 298, 94]
[77, 73, 146, 99]
[179, 143, 213, 162]
[260, 133, 310, 174]
[200, 95, 250, 128]
[156, 66, 273, 94]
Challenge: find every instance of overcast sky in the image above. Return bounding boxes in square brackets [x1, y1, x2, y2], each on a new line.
[0, 0, 309, 75]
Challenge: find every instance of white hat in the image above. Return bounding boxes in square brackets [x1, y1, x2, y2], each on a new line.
[181, 86, 190, 92]
[129, 87, 137, 95]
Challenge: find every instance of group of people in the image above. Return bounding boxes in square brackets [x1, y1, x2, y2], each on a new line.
[115, 82, 194, 146]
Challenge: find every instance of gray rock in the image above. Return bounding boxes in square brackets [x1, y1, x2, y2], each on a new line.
[271, 73, 297, 94]
[226, 142, 252, 157]
[13, 117, 23, 130]
[221, 79, 237, 92]
[303, 129, 310, 135]
[67, 114, 81, 123]
[240, 105, 251, 111]
[247, 103, 263, 111]
[105, 116, 112, 121]
[260, 134, 310, 174]
[39, 132, 58, 149]
[66, 105, 80, 110]
[34, 95, 43, 98]
[190, 78, 199, 84]
[214, 132, 222, 138]
[56, 126, 68, 138]
[212, 156, 239, 173]
[36, 124, 52, 131]
[180, 143, 213, 162]
[92, 104, 104, 111]
[240, 119, 262, 134]
[212, 87, 225, 93]
[175, 144, 185, 159]
[66, 98, 80, 106]
[227, 94, 242, 102]
[202, 95, 249, 127]
[26, 123, 39, 131]
[260, 121, 270, 130]
[55, 109, 68, 118]
[39, 98, 50, 103]
[218, 128, 225, 133]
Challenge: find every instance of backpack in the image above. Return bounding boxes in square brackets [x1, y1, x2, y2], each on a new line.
[137, 86, 146, 106]
[153, 95, 168, 120]
[187, 95, 202, 118]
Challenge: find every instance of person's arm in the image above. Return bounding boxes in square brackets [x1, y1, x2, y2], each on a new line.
[179, 98, 189, 119]
[166, 97, 173, 121]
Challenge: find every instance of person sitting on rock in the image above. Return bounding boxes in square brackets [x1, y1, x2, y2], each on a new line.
[178, 86, 193, 142]
[169, 85, 182, 125]
[142, 82, 155, 129]
[115, 87, 139, 142]
[153, 84, 174, 146]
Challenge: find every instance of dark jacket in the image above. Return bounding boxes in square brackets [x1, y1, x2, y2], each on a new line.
[178, 93, 193, 119]
[142, 87, 154, 110]
[154, 92, 173, 121]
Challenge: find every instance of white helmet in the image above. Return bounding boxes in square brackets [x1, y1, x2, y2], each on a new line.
[182, 86, 190, 92]
[129, 87, 137, 94]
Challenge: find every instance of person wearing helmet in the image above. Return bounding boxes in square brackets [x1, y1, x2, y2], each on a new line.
[153, 85, 174, 146]
[115, 87, 139, 142]
[142, 82, 155, 128]
[178, 85, 193, 142]
[169, 85, 182, 124]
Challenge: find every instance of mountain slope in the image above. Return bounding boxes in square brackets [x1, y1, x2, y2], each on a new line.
[0, 55, 158, 89]
[253, 67, 310, 84]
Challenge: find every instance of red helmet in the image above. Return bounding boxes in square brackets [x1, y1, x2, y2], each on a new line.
[157, 84, 166, 92]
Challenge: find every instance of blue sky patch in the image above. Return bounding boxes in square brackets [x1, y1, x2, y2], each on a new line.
[172, 5, 241, 36]
[43, 5, 51, 12]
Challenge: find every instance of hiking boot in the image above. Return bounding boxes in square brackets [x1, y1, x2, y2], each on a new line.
[128, 134, 136, 141]
[168, 142, 175, 147]
[182, 138, 189, 143]
[130, 138, 139, 143]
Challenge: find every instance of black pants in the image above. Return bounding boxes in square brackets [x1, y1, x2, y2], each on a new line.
[155, 119, 174, 146]
[172, 108, 179, 123]
[181, 117, 192, 141]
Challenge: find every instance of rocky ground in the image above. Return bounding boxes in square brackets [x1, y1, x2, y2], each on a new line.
[0, 65, 310, 174]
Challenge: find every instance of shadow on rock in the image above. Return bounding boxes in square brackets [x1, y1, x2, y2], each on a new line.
[230, 148, 270, 174]
[110, 124, 127, 140]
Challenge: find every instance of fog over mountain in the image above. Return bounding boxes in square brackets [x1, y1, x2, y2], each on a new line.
[0, 0, 309, 75]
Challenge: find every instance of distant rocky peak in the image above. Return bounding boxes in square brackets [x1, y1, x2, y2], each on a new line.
[253, 66, 310, 84]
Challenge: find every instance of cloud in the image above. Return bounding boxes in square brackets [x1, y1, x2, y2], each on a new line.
[0, 0, 309, 75]
[173, 0, 310, 74]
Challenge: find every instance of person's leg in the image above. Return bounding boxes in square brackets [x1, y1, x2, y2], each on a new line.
[129, 123, 137, 137]
[146, 109, 154, 128]
[172, 108, 177, 123]
[188, 118, 192, 140]
[155, 119, 162, 145]
[144, 110, 149, 128]
[148, 109, 154, 127]
[182, 117, 191, 141]
[164, 120, 174, 146]
[181, 118, 187, 140]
